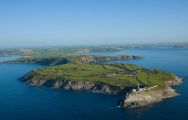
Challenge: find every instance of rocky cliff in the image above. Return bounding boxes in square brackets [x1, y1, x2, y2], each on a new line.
[120, 76, 182, 108]
[77, 55, 142, 63]
[21, 77, 119, 94]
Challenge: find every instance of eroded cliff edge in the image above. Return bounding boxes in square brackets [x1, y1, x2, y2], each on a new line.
[120, 76, 182, 108]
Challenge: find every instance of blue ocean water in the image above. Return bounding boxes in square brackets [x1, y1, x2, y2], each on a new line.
[0, 48, 188, 120]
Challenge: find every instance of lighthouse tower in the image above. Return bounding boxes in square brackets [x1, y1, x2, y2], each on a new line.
[137, 83, 140, 90]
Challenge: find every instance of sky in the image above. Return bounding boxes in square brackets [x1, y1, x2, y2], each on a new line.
[0, 0, 188, 48]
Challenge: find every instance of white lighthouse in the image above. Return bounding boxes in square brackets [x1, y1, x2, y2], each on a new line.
[137, 83, 140, 90]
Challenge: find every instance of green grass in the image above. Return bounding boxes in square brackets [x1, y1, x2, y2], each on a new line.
[25, 63, 175, 89]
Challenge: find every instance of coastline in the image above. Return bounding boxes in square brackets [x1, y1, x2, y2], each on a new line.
[120, 76, 182, 108]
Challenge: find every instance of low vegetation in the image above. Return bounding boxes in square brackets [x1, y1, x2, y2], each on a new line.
[23, 63, 175, 89]
[7, 55, 142, 65]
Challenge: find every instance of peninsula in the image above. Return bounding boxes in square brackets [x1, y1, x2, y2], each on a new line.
[20, 63, 182, 108]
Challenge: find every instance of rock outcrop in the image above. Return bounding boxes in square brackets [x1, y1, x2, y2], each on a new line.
[120, 76, 182, 108]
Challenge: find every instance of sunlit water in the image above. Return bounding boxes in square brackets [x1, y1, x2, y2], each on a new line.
[0, 48, 188, 120]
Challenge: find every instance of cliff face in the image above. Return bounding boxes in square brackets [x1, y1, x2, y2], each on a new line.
[21, 77, 119, 94]
[78, 55, 142, 63]
[6, 57, 69, 65]
[121, 76, 182, 108]
[23, 75, 182, 108]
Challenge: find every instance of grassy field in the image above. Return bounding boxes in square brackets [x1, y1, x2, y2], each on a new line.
[25, 63, 174, 89]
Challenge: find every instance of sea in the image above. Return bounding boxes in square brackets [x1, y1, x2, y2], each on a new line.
[0, 48, 188, 120]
